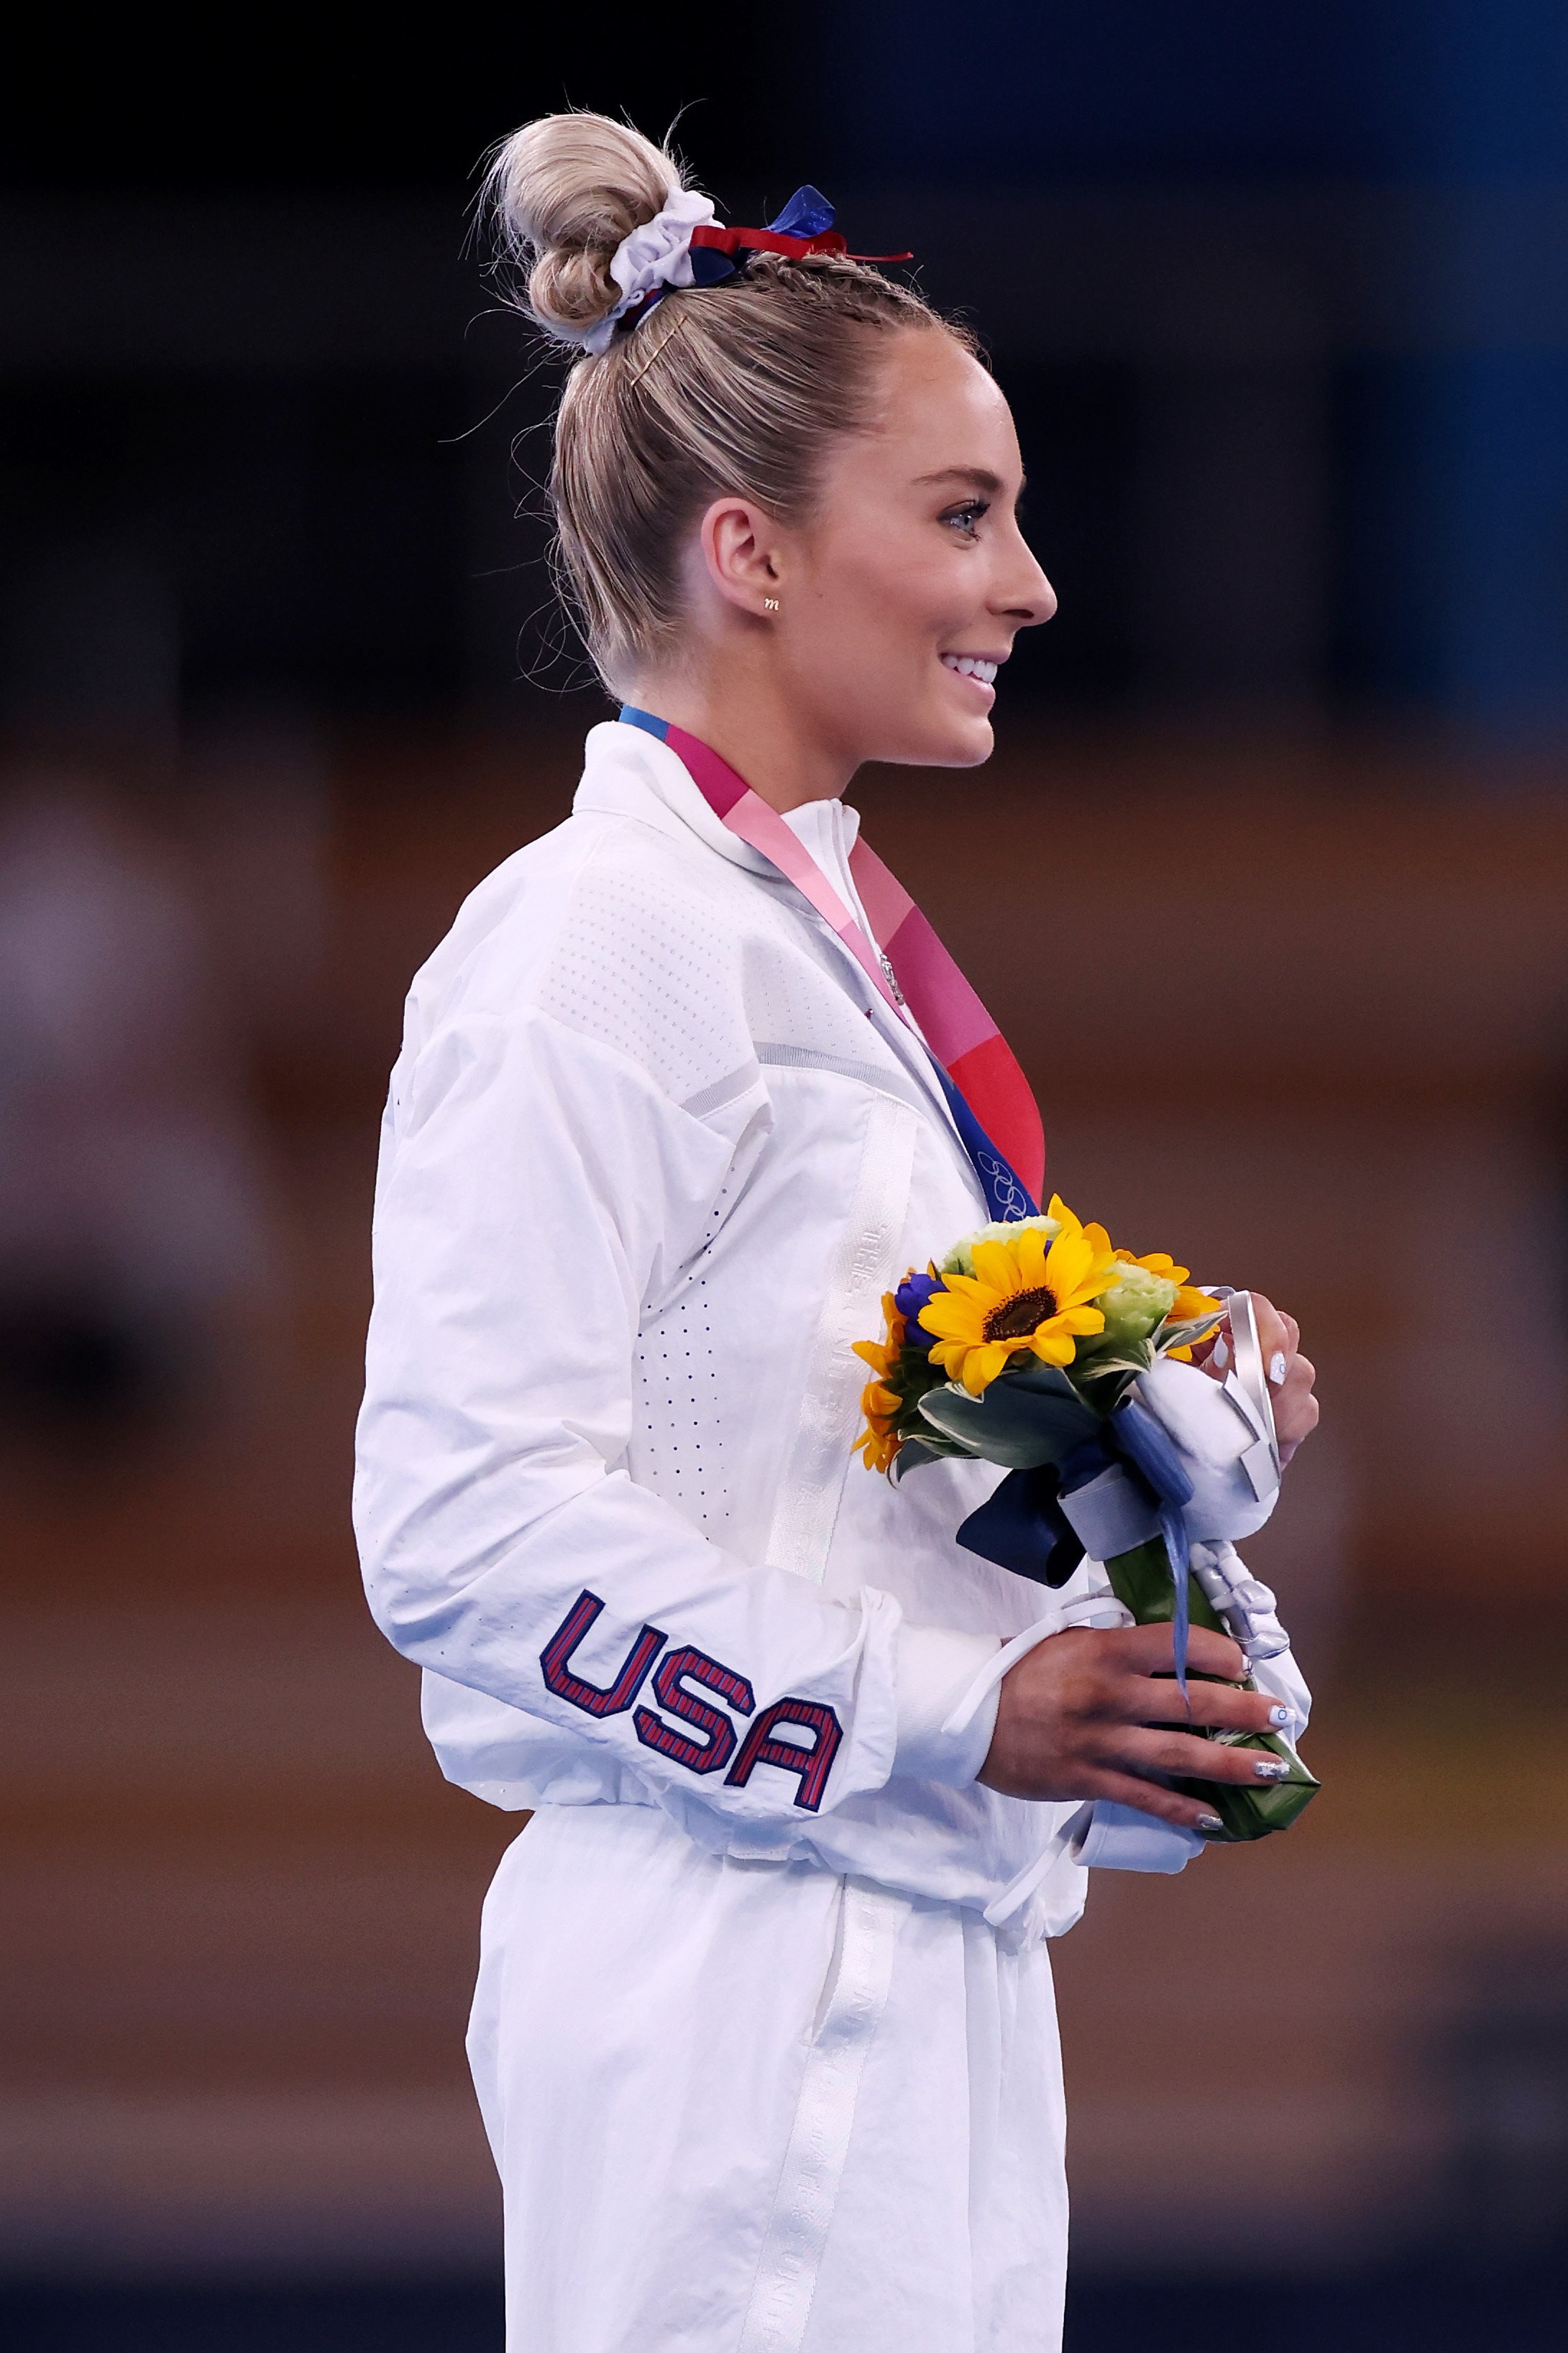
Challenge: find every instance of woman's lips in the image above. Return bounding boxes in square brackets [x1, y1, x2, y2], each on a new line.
[940, 652, 999, 707]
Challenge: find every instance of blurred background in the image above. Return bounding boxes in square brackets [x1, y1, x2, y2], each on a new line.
[2, 4, 1566, 2347]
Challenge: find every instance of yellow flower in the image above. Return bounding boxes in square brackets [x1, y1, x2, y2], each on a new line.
[940, 1213, 1060, 1280]
[853, 1293, 907, 1472]
[1114, 1248, 1224, 1359]
[917, 1205, 1119, 1395]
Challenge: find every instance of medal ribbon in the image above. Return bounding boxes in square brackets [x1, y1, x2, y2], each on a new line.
[618, 708, 1045, 1219]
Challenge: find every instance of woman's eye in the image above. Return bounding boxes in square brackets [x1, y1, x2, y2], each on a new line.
[940, 500, 989, 538]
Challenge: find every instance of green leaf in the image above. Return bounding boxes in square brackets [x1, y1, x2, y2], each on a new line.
[1102, 1541, 1321, 1840]
[917, 1372, 1102, 1467]
[1070, 1352, 1152, 1380]
[1190, 1733, 1320, 1840]
[1104, 1541, 1226, 1631]
[1073, 1372, 1140, 1421]
[888, 1436, 959, 1482]
[997, 1358, 1086, 1403]
[1152, 1311, 1224, 1354]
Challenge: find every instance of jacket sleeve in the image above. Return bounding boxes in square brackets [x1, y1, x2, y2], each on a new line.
[354, 1002, 996, 1829]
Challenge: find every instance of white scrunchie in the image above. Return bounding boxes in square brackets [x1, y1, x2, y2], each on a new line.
[567, 188, 718, 356]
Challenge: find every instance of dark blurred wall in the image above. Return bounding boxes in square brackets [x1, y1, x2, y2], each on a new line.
[0, 15, 793, 735]
[831, 0, 1568, 729]
[4, 2, 1567, 735]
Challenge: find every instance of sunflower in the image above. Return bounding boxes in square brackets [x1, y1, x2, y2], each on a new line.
[1114, 1248, 1224, 1359]
[917, 1206, 1119, 1395]
[853, 1292, 909, 1472]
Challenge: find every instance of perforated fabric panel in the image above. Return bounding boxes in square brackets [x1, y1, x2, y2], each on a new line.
[537, 826, 897, 1116]
[633, 1269, 728, 1528]
[536, 843, 759, 1107]
[739, 925, 888, 1065]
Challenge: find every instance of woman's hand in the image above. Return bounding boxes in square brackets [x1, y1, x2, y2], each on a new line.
[1198, 1290, 1318, 1464]
[976, 1624, 1297, 1830]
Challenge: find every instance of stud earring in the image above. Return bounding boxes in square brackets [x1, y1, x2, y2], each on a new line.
[764, 597, 780, 613]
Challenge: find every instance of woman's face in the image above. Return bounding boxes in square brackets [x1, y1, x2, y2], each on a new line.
[776, 331, 1056, 770]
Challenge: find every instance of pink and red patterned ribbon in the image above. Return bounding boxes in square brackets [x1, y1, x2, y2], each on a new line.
[620, 710, 1045, 1209]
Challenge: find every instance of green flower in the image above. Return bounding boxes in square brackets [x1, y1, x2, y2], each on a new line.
[940, 1214, 1061, 1280]
[1091, 1260, 1178, 1352]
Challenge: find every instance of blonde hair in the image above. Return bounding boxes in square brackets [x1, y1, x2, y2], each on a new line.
[483, 111, 973, 689]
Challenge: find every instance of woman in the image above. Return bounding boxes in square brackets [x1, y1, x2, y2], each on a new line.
[354, 111, 1319, 2353]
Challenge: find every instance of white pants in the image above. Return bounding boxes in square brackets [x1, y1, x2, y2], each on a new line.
[467, 1804, 1069, 2352]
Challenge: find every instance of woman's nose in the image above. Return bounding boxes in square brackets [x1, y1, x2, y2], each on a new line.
[999, 561, 1057, 628]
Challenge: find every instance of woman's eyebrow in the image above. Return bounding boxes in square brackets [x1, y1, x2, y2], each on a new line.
[914, 465, 1006, 493]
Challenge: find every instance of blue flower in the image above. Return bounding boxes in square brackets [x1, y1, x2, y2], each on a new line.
[894, 1270, 943, 1352]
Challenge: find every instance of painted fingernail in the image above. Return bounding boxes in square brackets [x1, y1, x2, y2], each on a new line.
[1268, 1350, 1288, 1387]
[1253, 1757, 1291, 1781]
[1211, 1337, 1230, 1371]
[1196, 1812, 1225, 1834]
[1267, 1704, 1298, 1728]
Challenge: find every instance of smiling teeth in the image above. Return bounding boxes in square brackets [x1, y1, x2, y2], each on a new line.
[943, 656, 999, 683]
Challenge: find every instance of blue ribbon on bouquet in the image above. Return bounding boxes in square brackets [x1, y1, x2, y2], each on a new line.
[1090, 1400, 1196, 1707]
[956, 1395, 1197, 1706]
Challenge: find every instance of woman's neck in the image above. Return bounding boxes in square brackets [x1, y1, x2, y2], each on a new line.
[621, 664, 856, 813]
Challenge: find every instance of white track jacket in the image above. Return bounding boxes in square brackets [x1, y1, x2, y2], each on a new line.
[356, 718, 1175, 1936]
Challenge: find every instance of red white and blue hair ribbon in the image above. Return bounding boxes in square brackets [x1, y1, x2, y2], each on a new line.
[584, 188, 912, 351]
[687, 185, 912, 279]
[619, 708, 1045, 1222]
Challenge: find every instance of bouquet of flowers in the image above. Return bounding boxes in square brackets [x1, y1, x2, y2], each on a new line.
[853, 1198, 1318, 1840]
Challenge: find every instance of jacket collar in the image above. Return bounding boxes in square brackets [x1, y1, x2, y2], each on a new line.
[572, 721, 972, 1163]
[574, 719, 780, 879]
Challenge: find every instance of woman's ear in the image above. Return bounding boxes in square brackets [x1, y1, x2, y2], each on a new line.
[699, 496, 785, 619]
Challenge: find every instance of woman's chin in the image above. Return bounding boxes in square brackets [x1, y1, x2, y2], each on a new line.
[917, 714, 996, 769]
[856, 705, 996, 771]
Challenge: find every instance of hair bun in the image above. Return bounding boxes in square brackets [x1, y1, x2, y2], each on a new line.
[485, 112, 686, 346]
